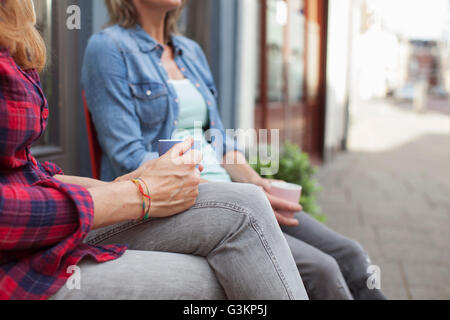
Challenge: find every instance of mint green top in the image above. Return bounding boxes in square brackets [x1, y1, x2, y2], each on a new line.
[169, 79, 232, 183]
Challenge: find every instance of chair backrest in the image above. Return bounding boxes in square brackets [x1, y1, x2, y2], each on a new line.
[82, 90, 102, 180]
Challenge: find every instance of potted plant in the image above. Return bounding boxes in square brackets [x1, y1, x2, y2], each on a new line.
[252, 142, 326, 222]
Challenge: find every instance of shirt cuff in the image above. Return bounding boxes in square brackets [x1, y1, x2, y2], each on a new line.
[41, 161, 64, 176]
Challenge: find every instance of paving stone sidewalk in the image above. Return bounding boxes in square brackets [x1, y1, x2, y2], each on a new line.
[316, 99, 450, 300]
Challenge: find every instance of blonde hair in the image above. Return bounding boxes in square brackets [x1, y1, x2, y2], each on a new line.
[104, 0, 186, 43]
[0, 0, 46, 71]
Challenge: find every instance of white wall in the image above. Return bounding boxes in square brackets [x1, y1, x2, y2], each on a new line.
[236, 0, 258, 133]
[324, 0, 354, 160]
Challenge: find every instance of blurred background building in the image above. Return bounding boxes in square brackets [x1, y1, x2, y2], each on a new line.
[31, 0, 331, 173]
[31, 0, 450, 174]
[31, 0, 449, 299]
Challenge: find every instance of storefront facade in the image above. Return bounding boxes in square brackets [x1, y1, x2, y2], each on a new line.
[32, 0, 332, 177]
[254, 0, 329, 162]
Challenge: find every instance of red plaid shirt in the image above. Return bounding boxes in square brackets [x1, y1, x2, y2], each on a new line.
[0, 47, 127, 300]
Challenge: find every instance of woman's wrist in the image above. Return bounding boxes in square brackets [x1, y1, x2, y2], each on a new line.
[131, 178, 152, 221]
[89, 181, 144, 230]
[243, 174, 263, 186]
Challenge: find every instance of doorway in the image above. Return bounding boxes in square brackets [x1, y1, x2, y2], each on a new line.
[255, 0, 328, 162]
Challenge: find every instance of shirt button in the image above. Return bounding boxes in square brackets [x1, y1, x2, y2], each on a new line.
[207, 101, 212, 106]
[211, 121, 216, 126]
[181, 67, 186, 72]
[174, 120, 178, 126]
[42, 109, 49, 119]
[146, 90, 152, 96]
[195, 83, 201, 88]
[175, 98, 179, 104]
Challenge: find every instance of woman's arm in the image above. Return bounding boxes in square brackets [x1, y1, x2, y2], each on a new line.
[1, 140, 202, 251]
[89, 180, 142, 229]
[0, 178, 145, 250]
[0, 183, 85, 251]
[90, 139, 203, 229]
[222, 150, 262, 185]
[0, 176, 143, 252]
[54, 175, 109, 189]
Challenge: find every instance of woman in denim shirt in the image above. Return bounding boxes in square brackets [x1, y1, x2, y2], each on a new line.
[82, 0, 386, 300]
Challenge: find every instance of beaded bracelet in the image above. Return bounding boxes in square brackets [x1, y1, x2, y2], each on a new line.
[131, 179, 151, 221]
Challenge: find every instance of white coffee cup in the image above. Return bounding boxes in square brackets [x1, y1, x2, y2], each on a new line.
[269, 182, 302, 218]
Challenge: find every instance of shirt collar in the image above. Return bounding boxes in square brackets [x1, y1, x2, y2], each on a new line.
[170, 36, 184, 56]
[131, 25, 183, 56]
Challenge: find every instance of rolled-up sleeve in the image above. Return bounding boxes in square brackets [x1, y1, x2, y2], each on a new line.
[0, 180, 94, 255]
[40, 161, 64, 176]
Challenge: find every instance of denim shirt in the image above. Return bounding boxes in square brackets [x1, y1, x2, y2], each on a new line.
[82, 25, 239, 181]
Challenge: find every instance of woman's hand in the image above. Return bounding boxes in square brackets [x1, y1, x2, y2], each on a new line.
[254, 177, 302, 227]
[139, 138, 204, 218]
[89, 139, 203, 229]
[222, 151, 301, 227]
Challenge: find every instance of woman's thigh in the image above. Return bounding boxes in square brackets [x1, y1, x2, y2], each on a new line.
[87, 182, 282, 257]
[281, 212, 365, 259]
[50, 250, 226, 300]
[83, 182, 308, 300]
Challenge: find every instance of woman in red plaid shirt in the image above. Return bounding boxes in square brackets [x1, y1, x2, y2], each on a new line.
[0, 0, 309, 300]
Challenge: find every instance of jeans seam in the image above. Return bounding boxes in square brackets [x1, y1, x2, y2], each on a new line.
[192, 201, 249, 213]
[86, 202, 239, 245]
[247, 214, 295, 300]
[86, 220, 150, 245]
[193, 200, 296, 300]
[85, 203, 240, 246]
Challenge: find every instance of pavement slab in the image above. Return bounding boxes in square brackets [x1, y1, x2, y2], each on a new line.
[316, 99, 450, 300]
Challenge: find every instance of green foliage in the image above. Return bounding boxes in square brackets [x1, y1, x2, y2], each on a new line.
[252, 142, 327, 222]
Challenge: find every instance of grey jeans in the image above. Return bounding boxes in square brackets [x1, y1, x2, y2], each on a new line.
[51, 183, 308, 300]
[282, 212, 386, 300]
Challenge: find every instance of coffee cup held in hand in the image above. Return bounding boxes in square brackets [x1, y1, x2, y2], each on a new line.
[269, 182, 302, 218]
[158, 139, 201, 157]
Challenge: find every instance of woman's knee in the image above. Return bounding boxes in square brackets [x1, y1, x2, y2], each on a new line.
[198, 183, 273, 217]
[342, 239, 369, 263]
[194, 182, 279, 239]
[314, 254, 343, 281]
[215, 183, 278, 226]
[198, 183, 266, 206]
